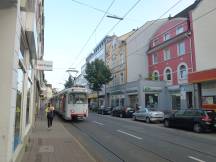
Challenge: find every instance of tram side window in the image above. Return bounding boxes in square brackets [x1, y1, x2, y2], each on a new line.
[68, 93, 87, 104]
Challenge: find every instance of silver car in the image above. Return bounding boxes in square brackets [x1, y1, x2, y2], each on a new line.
[133, 108, 164, 123]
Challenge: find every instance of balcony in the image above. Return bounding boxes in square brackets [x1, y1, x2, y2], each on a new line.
[0, 0, 17, 9]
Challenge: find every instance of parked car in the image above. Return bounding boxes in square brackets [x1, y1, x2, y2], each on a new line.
[111, 106, 135, 118]
[97, 106, 112, 115]
[164, 109, 216, 133]
[132, 108, 164, 123]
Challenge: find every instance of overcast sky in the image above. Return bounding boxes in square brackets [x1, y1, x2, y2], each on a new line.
[44, 0, 195, 90]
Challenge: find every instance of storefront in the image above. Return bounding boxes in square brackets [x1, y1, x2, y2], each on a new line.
[168, 86, 181, 110]
[110, 94, 125, 107]
[143, 86, 161, 109]
[189, 69, 216, 111]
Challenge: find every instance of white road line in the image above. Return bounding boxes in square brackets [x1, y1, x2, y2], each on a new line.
[188, 156, 206, 162]
[117, 130, 142, 140]
[93, 121, 104, 126]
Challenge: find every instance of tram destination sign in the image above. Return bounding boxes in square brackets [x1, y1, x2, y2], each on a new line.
[36, 60, 53, 71]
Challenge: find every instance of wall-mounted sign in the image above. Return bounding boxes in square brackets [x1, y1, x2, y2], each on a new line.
[36, 60, 53, 71]
[143, 86, 162, 92]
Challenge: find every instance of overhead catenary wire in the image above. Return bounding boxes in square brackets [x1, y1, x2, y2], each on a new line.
[72, 0, 216, 72]
[71, 0, 113, 15]
[74, 0, 143, 68]
[69, 0, 116, 70]
[126, 5, 216, 59]
[71, 0, 143, 23]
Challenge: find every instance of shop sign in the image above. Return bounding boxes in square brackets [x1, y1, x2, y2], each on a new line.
[143, 86, 162, 92]
[36, 60, 53, 71]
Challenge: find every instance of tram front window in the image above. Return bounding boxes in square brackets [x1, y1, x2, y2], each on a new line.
[68, 93, 87, 104]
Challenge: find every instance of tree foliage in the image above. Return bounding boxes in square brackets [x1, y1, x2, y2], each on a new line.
[85, 59, 112, 92]
[64, 75, 74, 88]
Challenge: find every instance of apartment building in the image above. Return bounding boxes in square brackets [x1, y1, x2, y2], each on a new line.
[124, 19, 168, 109]
[105, 19, 167, 109]
[148, 17, 194, 110]
[106, 32, 134, 107]
[188, 0, 216, 111]
[0, 0, 45, 161]
[146, 0, 203, 111]
[86, 36, 114, 107]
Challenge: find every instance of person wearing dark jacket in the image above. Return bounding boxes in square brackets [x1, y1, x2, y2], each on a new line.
[45, 103, 55, 129]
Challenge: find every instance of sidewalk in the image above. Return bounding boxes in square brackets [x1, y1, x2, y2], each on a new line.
[21, 115, 96, 162]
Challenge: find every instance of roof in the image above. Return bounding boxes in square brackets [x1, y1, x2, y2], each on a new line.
[174, 0, 202, 18]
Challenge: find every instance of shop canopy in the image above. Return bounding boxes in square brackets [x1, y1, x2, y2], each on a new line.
[188, 69, 216, 83]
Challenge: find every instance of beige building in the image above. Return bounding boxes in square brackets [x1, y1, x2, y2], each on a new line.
[126, 19, 167, 82]
[0, 0, 45, 162]
[106, 31, 135, 106]
[191, 0, 216, 71]
[189, 0, 216, 110]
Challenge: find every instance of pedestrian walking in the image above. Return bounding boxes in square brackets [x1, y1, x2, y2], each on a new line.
[45, 103, 55, 129]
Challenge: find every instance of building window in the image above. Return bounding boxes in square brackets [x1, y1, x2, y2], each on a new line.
[164, 33, 170, 41]
[114, 74, 117, 86]
[163, 48, 171, 61]
[153, 71, 159, 80]
[14, 62, 24, 151]
[120, 52, 124, 65]
[176, 26, 184, 35]
[26, 79, 32, 126]
[152, 53, 158, 64]
[177, 41, 185, 56]
[112, 53, 115, 67]
[165, 68, 172, 81]
[152, 39, 159, 47]
[120, 72, 124, 83]
[179, 64, 187, 79]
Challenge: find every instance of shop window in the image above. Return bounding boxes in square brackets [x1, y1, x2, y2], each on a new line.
[120, 98, 125, 106]
[172, 95, 181, 110]
[145, 94, 158, 108]
[14, 63, 24, 151]
[115, 98, 119, 106]
[202, 96, 216, 104]
[129, 95, 138, 108]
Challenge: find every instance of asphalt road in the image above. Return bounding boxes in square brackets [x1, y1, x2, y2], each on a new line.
[62, 112, 216, 162]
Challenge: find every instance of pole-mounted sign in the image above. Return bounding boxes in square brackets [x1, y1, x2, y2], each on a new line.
[36, 60, 53, 71]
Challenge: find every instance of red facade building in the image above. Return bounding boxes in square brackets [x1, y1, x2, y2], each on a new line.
[147, 17, 195, 110]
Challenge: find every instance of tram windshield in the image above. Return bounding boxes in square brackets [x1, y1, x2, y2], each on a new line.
[68, 93, 87, 104]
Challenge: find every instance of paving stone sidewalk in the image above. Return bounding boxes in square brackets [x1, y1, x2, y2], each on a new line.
[21, 116, 96, 162]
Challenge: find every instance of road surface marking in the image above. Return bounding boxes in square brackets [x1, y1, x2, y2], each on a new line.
[93, 121, 104, 126]
[117, 130, 142, 140]
[188, 156, 206, 162]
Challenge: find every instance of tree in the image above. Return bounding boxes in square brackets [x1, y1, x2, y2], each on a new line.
[64, 75, 74, 88]
[85, 59, 113, 108]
